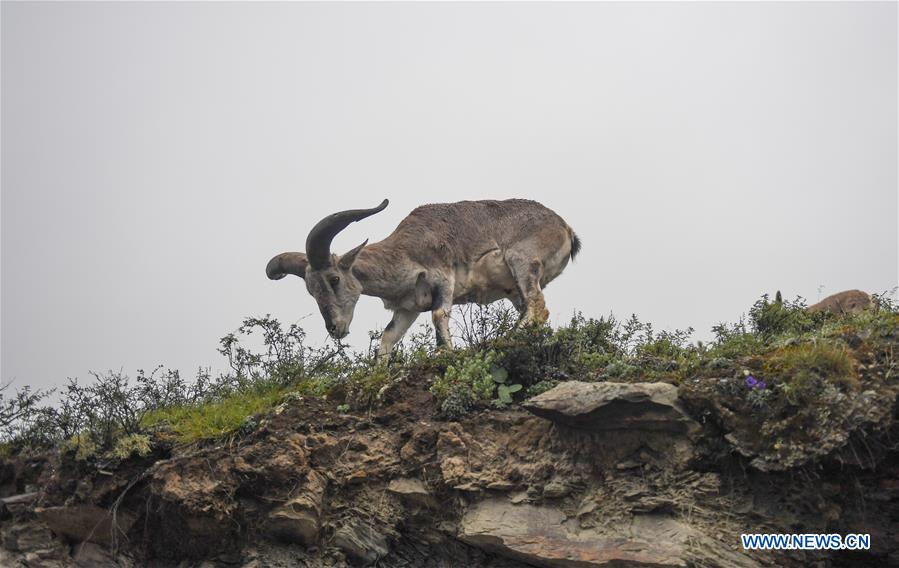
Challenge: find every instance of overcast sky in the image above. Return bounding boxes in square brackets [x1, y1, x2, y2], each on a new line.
[2, 1, 897, 393]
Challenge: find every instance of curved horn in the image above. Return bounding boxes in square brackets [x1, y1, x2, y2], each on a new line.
[266, 252, 309, 280]
[305, 199, 388, 269]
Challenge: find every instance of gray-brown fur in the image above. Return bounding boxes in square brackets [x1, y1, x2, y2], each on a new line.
[266, 198, 579, 356]
[807, 290, 873, 315]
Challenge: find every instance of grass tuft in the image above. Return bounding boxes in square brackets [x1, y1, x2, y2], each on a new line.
[142, 383, 286, 444]
[763, 341, 859, 393]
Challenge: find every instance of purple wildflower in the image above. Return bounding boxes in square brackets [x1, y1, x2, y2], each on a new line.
[745, 375, 758, 388]
[757, 380, 766, 390]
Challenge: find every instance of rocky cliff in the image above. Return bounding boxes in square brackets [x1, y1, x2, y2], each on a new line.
[2, 372, 898, 567]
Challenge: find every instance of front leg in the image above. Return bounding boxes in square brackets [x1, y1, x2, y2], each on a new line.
[430, 278, 455, 350]
[378, 309, 419, 359]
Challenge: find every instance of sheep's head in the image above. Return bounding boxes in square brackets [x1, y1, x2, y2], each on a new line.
[301, 242, 367, 338]
[265, 199, 388, 339]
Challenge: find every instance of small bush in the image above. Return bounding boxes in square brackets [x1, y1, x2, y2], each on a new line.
[488, 313, 627, 386]
[429, 348, 526, 417]
[872, 288, 899, 313]
[749, 294, 819, 337]
[430, 350, 498, 402]
[0, 384, 51, 432]
[709, 319, 766, 360]
[218, 315, 315, 388]
[61, 432, 99, 461]
[453, 301, 519, 349]
[343, 361, 394, 405]
[437, 389, 471, 421]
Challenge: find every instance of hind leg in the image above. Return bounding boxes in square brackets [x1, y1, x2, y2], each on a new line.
[508, 293, 527, 325]
[504, 250, 550, 325]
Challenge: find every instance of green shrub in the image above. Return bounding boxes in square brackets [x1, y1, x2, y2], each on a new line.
[438, 388, 472, 421]
[708, 319, 766, 360]
[431, 351, 497, 401]
[490, 367, 522, 407]
[345, 361, 394, 405]
[61, 432, 99, 461]
[0, 385, 53, 443]
[429, 349, 526, 417]
[453, 301, 519, 349]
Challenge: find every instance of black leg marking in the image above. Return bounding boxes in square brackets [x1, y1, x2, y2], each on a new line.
[430, 284, 444, 312]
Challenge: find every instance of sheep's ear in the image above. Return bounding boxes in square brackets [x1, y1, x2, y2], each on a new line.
[338, 240, 368, 270]
[266, 252, 308, 280]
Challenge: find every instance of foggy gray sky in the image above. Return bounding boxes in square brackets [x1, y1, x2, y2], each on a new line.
[2, 2, 897, 393]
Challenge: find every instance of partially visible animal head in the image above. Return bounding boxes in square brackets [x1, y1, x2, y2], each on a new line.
[266, 199, 388, 339]
[807, 289, 873, 315]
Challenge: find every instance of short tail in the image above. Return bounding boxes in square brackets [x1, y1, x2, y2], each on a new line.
[569, 230, 582, 261]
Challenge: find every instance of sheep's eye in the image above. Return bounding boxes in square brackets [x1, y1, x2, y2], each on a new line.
[329, 276, 340, 287]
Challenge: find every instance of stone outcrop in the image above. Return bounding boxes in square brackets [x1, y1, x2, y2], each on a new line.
[386, 477, 437, 509]
[1, 520, 71, 567]
[522, 381, 701, 469]
[459, 498, 691, 567]
[266, 470, 327, 545]
[459, 496, 762, 568]
[333, 519, 389, 565]
[523, 381, 699, 435]
[35, 505, 135, 547]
